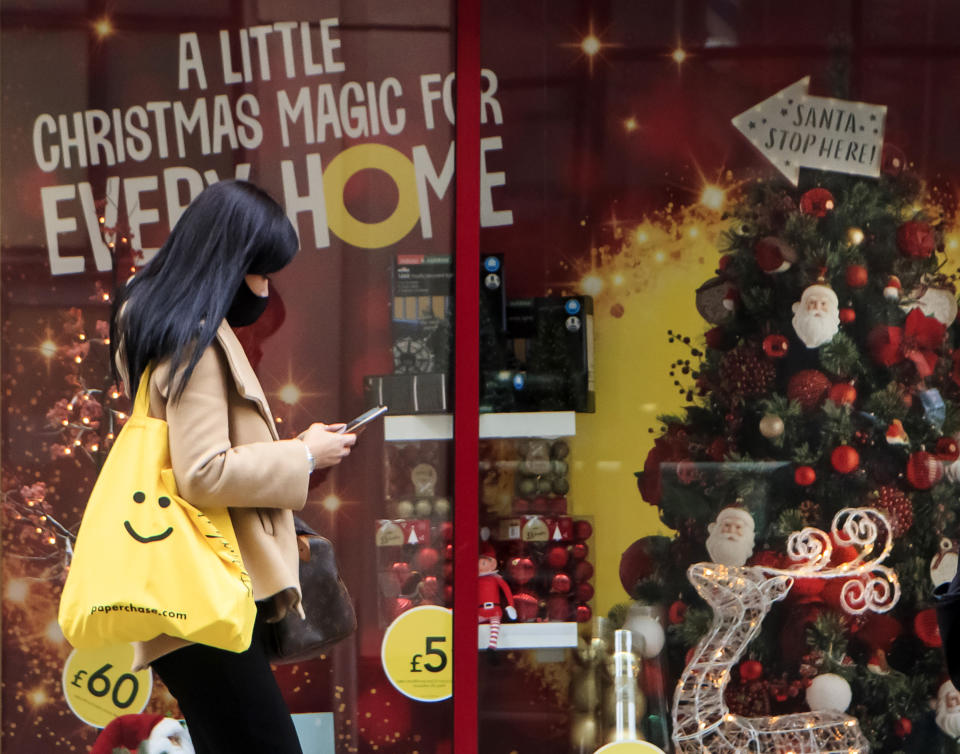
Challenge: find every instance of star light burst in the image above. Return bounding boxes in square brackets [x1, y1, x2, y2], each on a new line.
[562, 21, 620, 75]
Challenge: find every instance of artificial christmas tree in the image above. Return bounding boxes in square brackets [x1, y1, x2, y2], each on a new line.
[627, 163, 960, 752]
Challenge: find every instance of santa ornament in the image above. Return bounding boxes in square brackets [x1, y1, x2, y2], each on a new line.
[478, 553, 517, 649]
[91, 714, 194, 754]
[705, 507, 756, 567]
[791, 283, 840, 348]
[936, 680, 960, 739]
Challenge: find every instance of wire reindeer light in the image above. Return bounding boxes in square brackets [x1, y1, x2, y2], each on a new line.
[672, 507, 900, 754]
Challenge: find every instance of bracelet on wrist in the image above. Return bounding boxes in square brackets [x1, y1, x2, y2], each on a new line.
[302, 441, 316, 473]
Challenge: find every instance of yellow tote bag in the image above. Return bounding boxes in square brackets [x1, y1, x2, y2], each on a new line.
[58, 367, 256, 653]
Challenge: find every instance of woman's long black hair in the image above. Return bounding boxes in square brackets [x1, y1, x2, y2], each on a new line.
[111, 180, 298, 399]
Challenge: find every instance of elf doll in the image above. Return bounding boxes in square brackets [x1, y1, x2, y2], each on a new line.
[478, 552, 517, 649]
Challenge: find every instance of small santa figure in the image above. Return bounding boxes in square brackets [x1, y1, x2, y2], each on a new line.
[932, 538, 960, 588]
[937, 679, 960, 739]
[479, 552, 517, 649]
[91, 713, 194, 754]
[792, 282, 840, 348]
[705, 506, 756, 567]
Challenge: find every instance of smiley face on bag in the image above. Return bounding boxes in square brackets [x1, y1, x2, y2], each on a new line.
[124, 491, 174, 543]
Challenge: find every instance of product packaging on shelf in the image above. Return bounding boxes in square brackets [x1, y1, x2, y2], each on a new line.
[479, 437, 594, 625]
[480, 294, 595, 413]
[375, 442, 453, 625]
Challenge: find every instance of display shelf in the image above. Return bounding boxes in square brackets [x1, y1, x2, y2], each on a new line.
[478, 622, 578, 650]
[383, 412, 576, 442]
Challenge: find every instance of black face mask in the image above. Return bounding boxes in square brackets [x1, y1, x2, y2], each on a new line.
[226, 280, 269, 328]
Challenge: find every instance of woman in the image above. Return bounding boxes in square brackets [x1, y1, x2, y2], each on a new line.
[111, 180, 355, 754]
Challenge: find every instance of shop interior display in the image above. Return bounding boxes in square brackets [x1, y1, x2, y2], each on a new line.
[480, 437, 595, 628]
[480, 254, 595, 413]
[628, 163, 960, 752]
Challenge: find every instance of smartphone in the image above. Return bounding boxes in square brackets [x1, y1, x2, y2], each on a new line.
[340, 405, 388, 434]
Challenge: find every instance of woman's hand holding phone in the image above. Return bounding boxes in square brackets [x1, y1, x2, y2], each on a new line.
[299, 423, 356, 469]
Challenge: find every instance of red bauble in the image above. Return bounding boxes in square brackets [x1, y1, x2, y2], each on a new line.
[799, 187, 835, 217]
[573, 520, 593, 541]
[787, 369, 832, 411]
[739, 659, 763, 682]
[531, 496, 549, 513]
[513, 498, 530, 514]
[914, 608, 942, 647]
[546, 595, 571, 621]
[828, 383, 857, 406]
[392, 596, 414, 619]
[619, 537, 655, 592]
[705, 326, 729, 350]
[897, 220, 936, 259]
[390, 560, 411, 581]
[794, 466, 817, 486]
[574, 603, 593, 623]
[507, 556, 536, 585]
[573, 560, 594, 582]
[874, 485, 914, 536]
[414, 546, 440, 572]
[544, 544, 569, 569]
[668, 600, 688, 624]
[838, 307, 856, 324]
[719, 344, 777, 397]
[419, 575, 440, 601]
[831, 445, 860, 474]
[438, 521, 454, 542]
[550, 572, 572, 594]
[762, 334, 789, 358]
[570, 542, 589, 560]
[857, 612, 903, 652]
[845, 264, 868, 288]
[574, 582, 595, 602]
[893, 717, 912, 738]
[936, 437, 960, 461]
[906, 451, 944, 490]
[513, 590, 540, 621]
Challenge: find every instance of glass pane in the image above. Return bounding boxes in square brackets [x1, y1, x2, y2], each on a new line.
[480, 2, 960, 753]
[1, 2, 455, 752]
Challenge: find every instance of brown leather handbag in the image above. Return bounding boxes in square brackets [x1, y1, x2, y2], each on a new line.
[266, 519, 357, 664]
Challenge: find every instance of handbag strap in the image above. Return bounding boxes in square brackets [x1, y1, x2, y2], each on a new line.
[131, 364, 154, 418]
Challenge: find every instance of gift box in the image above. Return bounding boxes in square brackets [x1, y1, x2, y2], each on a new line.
[391, 254, 453, 374]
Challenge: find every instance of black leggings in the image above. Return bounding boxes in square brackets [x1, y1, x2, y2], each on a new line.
[151, 602, 303, 754]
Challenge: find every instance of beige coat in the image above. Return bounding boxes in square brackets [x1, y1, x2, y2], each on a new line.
[130, 320, 311, 669]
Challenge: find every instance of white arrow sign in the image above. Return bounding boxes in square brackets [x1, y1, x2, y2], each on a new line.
[732, 77, 886, 185]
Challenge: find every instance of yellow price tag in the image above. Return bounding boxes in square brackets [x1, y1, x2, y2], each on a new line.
[62, 644, 152, 728]
[595, 742, 667, 754]
[380, 605, 452, 702]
